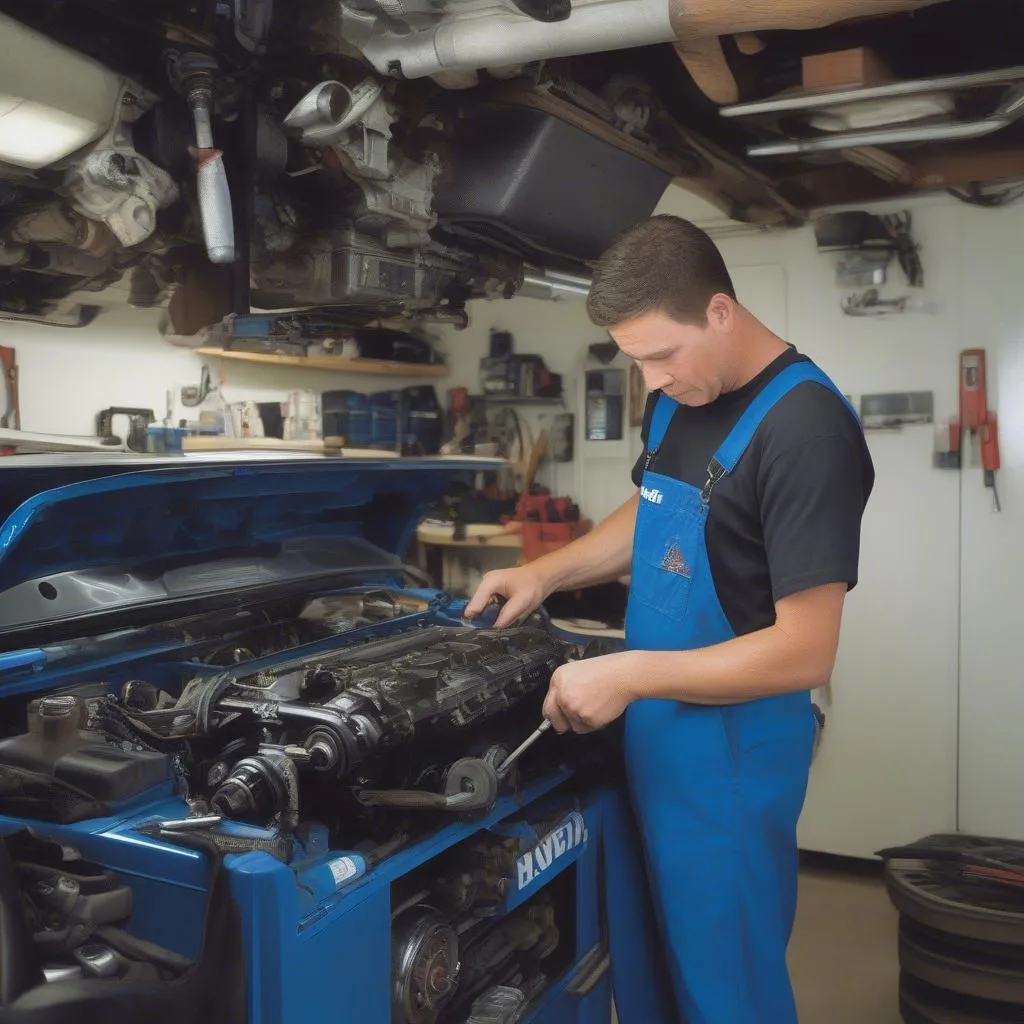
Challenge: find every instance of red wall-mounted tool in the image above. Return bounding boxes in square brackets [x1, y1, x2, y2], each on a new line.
[956, 348, 1001, 511]
[981, 413, 1001, 480]
[959, 349, 988, 430]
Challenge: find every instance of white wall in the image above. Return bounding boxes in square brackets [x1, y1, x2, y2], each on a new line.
[956, 208, 1024, 840]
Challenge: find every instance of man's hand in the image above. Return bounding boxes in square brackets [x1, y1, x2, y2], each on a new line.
[464, 565, 550, 628]
[543, 652, 635, 734]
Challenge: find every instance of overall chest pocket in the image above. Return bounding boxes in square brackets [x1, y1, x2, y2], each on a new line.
[630, 494, 706, 624]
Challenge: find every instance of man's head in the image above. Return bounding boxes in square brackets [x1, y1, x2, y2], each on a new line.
[586, 215, 743, 406]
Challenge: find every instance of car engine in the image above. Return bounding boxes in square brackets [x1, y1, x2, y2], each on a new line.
[0, 599, 593, 852]
[0, 584, 614, 1023]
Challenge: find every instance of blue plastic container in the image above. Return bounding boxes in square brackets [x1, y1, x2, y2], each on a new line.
[370, 391, 401, 449]
[322, 391, 372, 447]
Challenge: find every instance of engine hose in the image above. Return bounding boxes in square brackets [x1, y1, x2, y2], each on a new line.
[117, 672, 236, 740]
[355, 789, 450, 810]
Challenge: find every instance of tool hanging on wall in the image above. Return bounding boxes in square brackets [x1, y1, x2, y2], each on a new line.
[0, 346, 19, 457]
[96, 407, 156, 453]
[954, 348, 1002, 512]
[181, 365, 213, 408]
[0, 346, 19, 431]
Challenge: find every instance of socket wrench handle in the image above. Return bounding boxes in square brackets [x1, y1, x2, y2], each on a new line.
[497, 719, 552, 778]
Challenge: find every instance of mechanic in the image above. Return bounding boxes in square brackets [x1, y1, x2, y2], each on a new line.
[465, 215, 874, 1023]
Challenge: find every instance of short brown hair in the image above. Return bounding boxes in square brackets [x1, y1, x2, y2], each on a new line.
[586, 215, 736, 328]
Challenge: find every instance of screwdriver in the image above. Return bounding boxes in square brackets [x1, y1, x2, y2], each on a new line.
[497, 719, 552, 778]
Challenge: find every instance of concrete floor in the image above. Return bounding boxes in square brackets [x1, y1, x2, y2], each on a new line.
[790, 865, 901, 1024]
[612, 865, 902, 1023]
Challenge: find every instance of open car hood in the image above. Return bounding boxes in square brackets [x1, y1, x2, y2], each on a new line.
[0, 452, 494, 650]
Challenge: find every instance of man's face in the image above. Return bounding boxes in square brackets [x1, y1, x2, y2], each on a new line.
[611, 307, 727, 407]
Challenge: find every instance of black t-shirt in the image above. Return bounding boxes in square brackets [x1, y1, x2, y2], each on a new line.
[631, 348, 875, 637]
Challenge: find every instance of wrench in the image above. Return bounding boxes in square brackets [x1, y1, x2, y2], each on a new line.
[497, 719, 552, 779]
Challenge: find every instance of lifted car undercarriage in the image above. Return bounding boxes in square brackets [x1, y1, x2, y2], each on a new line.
[0, 0, 1020, 330]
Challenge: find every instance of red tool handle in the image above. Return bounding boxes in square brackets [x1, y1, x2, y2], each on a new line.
[959, 349, 988, 430]
[981, 413, 1001, 472]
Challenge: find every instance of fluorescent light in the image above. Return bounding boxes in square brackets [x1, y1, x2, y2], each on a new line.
[0, 94, 103, 169]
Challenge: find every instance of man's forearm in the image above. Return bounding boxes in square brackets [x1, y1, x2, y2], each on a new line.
[622, 620, 836, 706]
[534, 493, 637, 594]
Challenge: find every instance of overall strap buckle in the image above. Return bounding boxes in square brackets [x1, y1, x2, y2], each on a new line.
[700, 458, 726, 504]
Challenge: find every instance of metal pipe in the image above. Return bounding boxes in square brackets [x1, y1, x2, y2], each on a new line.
[746, 87, 1024, 157]
[519, 267, 592, 300]
[192, 102, 215, 151]
[361, 0, 674, 80]
[185, 76, 236, 265]
[722, 65, 1024, 120]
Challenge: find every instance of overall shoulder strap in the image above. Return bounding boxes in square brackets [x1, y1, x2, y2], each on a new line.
[702, 362, 855, 498]
[647, 391, 678, 452]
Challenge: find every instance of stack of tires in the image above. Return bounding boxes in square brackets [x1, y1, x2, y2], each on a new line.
[881, 834, 1024, 1023]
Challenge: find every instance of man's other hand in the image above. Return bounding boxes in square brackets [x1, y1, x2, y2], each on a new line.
[463, 565, 549, 628]
[543, 653, 635, 734]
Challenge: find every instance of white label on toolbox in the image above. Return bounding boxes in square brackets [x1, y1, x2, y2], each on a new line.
[515, 812, 589, 891]
[329, 856, 361, 888]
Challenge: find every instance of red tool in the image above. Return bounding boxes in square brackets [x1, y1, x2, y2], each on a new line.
[447, 387, 471, 416]
[959, 349, 988, 430]
[503, 494, 589, 563]
[981, 414, 1001, 501]
[955, 348, 1001, 511]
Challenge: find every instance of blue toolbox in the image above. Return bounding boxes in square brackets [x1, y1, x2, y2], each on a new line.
[0, 452, 617, 1024]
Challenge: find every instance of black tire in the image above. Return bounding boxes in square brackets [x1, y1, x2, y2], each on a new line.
[886, 839, 1024, 946]
[900, 919, 1024, 1005]
[900, 972, 1024, 1024]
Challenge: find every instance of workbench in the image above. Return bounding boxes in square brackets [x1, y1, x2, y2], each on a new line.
[416, 523, 523, 594]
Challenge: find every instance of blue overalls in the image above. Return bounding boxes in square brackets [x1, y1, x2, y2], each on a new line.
[604, 361, 854, 1024]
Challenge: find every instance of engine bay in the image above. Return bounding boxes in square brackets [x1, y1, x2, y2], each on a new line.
[0, 581, 618, 1023]
[0, 590, 602, 846]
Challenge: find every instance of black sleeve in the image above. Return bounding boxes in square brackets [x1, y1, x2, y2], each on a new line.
[630, 390, 659, 486]
[757, 422, 872, 602]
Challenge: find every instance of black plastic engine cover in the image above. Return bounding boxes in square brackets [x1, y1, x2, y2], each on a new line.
[218, 625, 566, 780]
[434, 103, 672, 263]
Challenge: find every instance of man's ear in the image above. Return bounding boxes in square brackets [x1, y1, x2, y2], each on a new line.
[706, 293, 736, 333]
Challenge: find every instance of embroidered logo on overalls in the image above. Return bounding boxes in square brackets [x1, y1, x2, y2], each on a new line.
[641, 486, 664, 505]
[661, 543, 691, 577]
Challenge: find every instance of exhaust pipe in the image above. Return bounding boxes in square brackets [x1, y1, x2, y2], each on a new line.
[361, 0, 674, 80]
[360, 0, 948, 86]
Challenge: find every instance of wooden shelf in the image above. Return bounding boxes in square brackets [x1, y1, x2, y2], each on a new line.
[416, 526, 522, 549]
[482, 395, 564, 406]
[195, 347, 448, 378]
